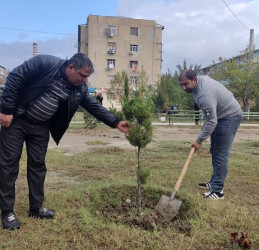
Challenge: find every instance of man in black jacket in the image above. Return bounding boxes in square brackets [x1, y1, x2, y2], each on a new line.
[0, 53, 130, 230]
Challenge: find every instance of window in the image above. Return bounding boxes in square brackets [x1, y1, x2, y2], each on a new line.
[130, 61, 138, 69]
[107, 93, 115, 101]
[107, 43, 116, 54]
[107, 75, 114, 84]
[106, 25, 116, 37]
[109, 25, 116, 34]
[130, 44, 138, 52]
[130, 76, 138, 85]
[130, 27, 139, 36]
[107, 59, 115, 69]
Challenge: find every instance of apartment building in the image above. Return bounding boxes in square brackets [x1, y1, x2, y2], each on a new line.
[78, 15, 164, 108]
[0, 66, 8, 85]
[200, 49, 259, 75]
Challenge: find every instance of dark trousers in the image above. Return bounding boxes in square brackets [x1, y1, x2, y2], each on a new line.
[0, 115, 50, 211]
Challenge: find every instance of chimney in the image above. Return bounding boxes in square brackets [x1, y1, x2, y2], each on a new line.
[33, 43, 37, 56]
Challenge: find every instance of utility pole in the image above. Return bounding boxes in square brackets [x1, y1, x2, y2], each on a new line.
[244, 29, 254, 113]
[248, 29, 254, 52]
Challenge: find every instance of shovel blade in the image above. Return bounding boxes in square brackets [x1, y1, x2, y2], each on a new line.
[155, 195, 182, 222]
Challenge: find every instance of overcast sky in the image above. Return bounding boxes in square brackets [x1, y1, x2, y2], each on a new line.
[0, 0, 258, 73]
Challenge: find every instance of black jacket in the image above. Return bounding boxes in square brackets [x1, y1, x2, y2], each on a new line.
[0, 55, 119, 144]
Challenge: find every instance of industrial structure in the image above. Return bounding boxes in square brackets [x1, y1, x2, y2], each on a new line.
[78, 15, 164, 108]
[33, 42, 38, 57]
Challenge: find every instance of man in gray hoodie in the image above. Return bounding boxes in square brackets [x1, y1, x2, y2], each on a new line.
[178, 69, 242, 200]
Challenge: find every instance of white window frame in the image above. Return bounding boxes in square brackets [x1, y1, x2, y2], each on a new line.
[130, 44, 138, 52]
[108, 25, 116, 35]
[130, 61, 138, 68]
[107, 93, 115, 101]
[107, 59, 116, 69]
[130, 76, 138, 85]
[107, 42, 116, 53]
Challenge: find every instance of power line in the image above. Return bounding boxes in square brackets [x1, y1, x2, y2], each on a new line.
[222, 0, 250, 30]
[0, 26, 76, 36]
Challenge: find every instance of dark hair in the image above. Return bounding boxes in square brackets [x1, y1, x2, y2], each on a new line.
[178, 69, 197, 81]
[67, 53, 94, 73]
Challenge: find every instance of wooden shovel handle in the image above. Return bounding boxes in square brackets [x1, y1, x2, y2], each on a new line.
[170, 147, 195, 199]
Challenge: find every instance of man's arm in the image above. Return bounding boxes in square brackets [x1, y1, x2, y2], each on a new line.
[80, 87, 130, 132]
[0, 56, 43, 115]
[192, 95, 217, 150]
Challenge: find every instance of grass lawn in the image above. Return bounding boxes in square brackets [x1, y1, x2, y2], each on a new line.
[0, 130, 258, 249]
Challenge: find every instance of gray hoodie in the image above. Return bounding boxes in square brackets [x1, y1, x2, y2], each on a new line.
[192, 75, 241, 143]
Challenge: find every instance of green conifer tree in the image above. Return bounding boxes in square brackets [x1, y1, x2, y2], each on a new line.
[122, 88, 153, 216]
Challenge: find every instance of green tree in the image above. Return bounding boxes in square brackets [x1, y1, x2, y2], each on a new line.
[107, 69, 153, 105]
[152, 61, 201, 111]
[176, 59, 201, 74]
[122, 89, 153, 216]
[209, 49, 259, 112]
[109, 72, 153, 216]
[124, 73, 129, 98]
[83, 111, 98, 129]
[106, 70, 130, 103]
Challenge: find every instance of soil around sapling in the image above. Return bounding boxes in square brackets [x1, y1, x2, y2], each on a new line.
[89, 185, 195, 232]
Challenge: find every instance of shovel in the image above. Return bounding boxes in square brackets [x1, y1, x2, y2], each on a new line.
[155, 147, 195, 221]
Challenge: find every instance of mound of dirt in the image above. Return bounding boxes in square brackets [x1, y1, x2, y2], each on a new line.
[89, 185, 195, 232]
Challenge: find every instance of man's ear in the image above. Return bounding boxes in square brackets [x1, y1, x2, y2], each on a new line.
[67, 64, 74, 71]
[193, 77, 197, 83]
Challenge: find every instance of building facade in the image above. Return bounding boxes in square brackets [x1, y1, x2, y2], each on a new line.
[200, 49, 259, 75]
[78, 15, 164, 108]
[0, 65, 9, 86]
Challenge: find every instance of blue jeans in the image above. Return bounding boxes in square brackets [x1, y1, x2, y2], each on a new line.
[209, 114, 242, 192]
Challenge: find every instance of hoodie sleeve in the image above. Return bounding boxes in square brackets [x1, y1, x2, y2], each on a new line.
[196, 94, 217, 143]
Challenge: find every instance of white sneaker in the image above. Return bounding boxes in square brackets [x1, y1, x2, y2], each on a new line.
[203, 191, 224, 200]
[198, 182, 211, 189]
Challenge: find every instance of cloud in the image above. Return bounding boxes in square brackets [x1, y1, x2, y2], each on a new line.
[117, 0, 259, 72]
[0, 35, 77, 70]
[1, 0, 258, 74]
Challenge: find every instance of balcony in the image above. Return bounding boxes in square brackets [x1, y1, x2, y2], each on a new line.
[107, 64, 115, 71]
[132, 66, 138, 72]
[107, 49, 116, 54]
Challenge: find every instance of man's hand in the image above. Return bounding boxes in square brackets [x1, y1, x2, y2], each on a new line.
[0, 113, 14, 127]
[191, 141, 201, 150]
[116, 121, 130, 134]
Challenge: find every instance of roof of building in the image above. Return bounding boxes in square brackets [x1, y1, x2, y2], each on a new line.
[200, 48, 259, 72]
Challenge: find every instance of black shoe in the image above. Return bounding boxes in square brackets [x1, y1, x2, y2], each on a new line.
[198, 181, 211, 189]
[203, 191, 224, 200]
[1, 212, 20, 230]
[29, 207, 55, 219]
